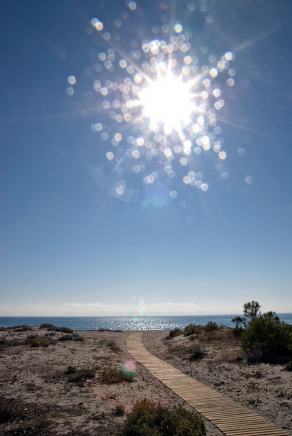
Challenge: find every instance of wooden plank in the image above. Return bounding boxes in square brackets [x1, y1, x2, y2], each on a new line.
[127, 333, 288, 436]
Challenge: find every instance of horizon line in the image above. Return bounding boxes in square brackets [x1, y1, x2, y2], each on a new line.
[1, 312, 292, 318]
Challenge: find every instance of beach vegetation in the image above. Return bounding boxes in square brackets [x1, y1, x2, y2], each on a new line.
[205, 321, 219, 331]
[65, 366, 96, 384]
[167, 328, 183, 339]
[60, 332, 84, 341]
[101, 364, 135, 384]
[243, 301, 261, 321]
[123, 399, 205, 436]
[0, 337, 22, 347]
[106, 339, 121, 353]
[65, 365, 76, 375]
[189, 343, 206, 361]
[39, 323, 56, 330]
[183, 323, 198, 336]
[39, 323, 74, 334]
[114, 404, 125, 416]
[231, 316, 246, 335]
[285, 361, 292, 371]
[25, 335, 53, 347]
[231, 300, 261, 332]
[242, 311, 292, 363]
[56, 326, 74, 333]
[0, 397, 23, 423]
[0, 325, 32, 332]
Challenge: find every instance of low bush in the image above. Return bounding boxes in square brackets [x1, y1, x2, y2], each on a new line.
[285, 361, 292, 371]
[205, 321, 219, 331]
[60, 333, 84, 342]
[0, 396, 23, 423]
[39, 323, 73, 334]
[189, 344, 206, 361]
[25, 335, 53, 347]
[100, 367, 122, 384]
[0, 397, 51, 434]
[65, 365, 77, 375]
[56, 326, 74, 333]
[101, 365, 135, 384]
[13, 325, 33, 332]
[0, 325, 32, 332]
[123, 399, 205, 436]
[13, 418, 51, 436]
[242, 312, 292, 363]
[167, 328, 183, 339]
[0, 337, 22, 347]
[106, 339, 121, 353]
[114, 404, 125, 416]
[65, 366, 96, 384]
[183, 323, 198, 336]
[232, 327, 244, 338]
[39, 323, 56, 330]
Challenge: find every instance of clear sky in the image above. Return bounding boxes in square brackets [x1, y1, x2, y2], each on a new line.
[0, 0, 292, 316]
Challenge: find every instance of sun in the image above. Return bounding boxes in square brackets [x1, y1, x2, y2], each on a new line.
[138, 73, 195, 134]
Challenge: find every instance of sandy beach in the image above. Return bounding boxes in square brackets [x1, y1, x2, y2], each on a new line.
[144, 328, 292, 434]
[0, 326, 291, 435]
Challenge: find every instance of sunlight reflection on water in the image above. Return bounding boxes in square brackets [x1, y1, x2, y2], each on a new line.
[0, 315, 291, 331]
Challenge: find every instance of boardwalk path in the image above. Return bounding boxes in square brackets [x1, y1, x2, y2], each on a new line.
[127, 333, 288, 436]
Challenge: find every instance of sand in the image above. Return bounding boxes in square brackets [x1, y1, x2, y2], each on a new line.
[0, 327, 220, 435]
[1, 326, 290, 435]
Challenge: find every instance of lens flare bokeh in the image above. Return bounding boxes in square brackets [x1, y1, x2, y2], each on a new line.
[68, 1, 239, 206]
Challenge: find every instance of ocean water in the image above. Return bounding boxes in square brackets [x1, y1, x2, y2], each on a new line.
[0, 314, 291, 331]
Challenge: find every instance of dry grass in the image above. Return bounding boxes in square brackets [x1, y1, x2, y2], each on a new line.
[100, 366, 135, 384]
[25, 335, 54, 347]
[65, 366, 96, 384]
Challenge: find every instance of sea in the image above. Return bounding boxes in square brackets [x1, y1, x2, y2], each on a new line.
[0, 314, 292, 331]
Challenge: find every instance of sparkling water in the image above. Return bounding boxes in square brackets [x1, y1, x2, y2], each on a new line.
[0, 314, 291, 331]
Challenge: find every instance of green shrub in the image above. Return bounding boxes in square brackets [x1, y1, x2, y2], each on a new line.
[232, 326, 244, 337]
[243, 301, 261, 321]
[183, 324, 198, 336]
[285, 361, 292, 371]
[242, 312, 292, 362]
[167, 328, 183, 339]
[123, 400, 205, 436]
[25, 335, 53, 347]
[189, 344, 206, 361]
[231, 316, 246, 330]
[205, 321, 219, 331]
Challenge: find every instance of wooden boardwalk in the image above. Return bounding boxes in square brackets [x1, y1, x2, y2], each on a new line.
[127, 333, 288, 436]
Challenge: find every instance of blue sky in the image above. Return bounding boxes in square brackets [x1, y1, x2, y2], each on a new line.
[0, 0, 292, 316]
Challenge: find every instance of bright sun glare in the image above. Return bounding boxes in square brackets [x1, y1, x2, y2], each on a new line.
[139, 73, 194, 133]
